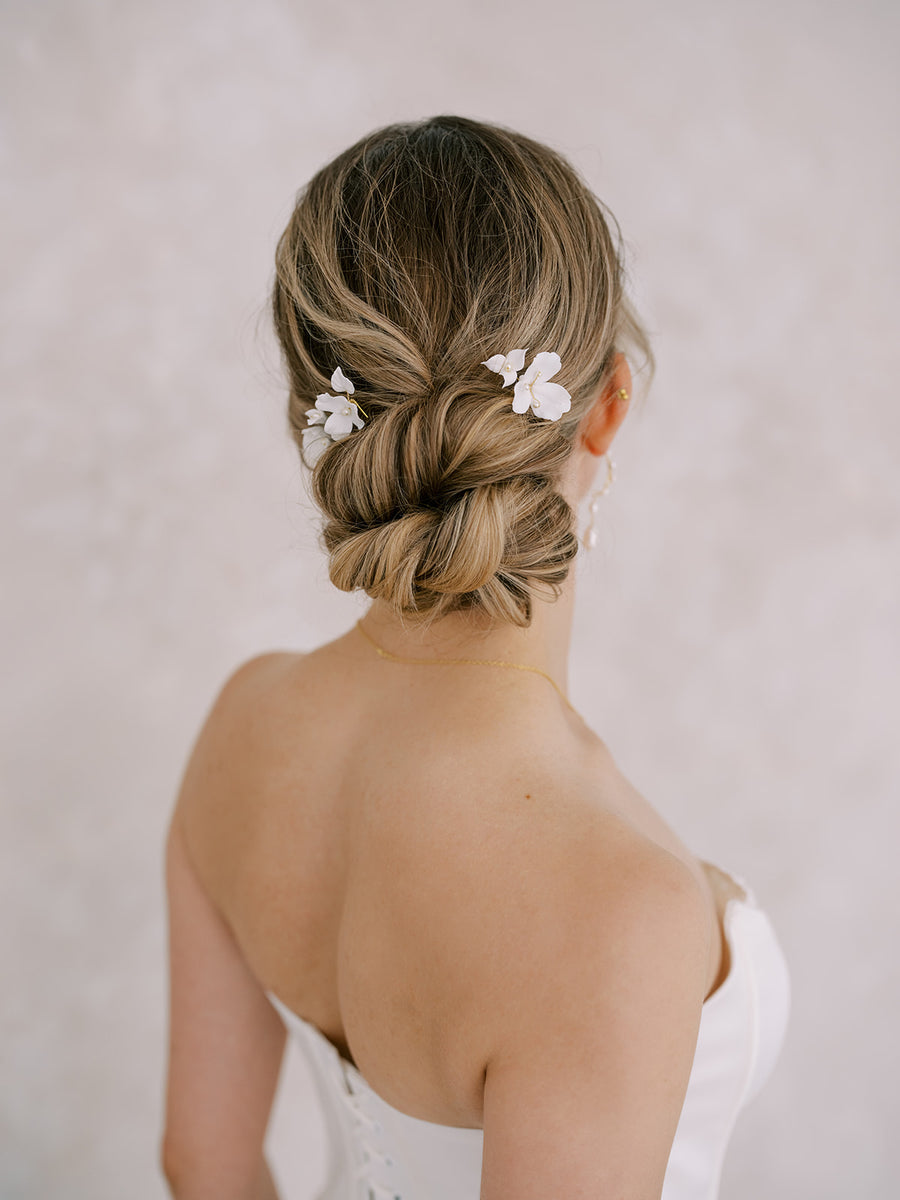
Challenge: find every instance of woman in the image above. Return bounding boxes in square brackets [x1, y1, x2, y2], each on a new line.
[161, 115, 791, 1200]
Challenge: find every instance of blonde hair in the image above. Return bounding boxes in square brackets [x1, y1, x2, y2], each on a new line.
[272, 115, 652, 628]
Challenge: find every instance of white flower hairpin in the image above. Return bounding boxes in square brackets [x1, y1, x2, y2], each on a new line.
[481, 349, 572, 421]
[302, 367, 368, 465]
[300, 352, 572, 468]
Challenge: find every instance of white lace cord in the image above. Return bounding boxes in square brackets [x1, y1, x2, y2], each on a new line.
[338, 1088, 403, 1200]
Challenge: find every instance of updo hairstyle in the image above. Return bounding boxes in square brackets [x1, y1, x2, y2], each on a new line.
[271, 115, 651, 627]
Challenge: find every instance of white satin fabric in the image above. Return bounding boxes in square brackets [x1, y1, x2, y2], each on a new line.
[267, 865, 791, 1200]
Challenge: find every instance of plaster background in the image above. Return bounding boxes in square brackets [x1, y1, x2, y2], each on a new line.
[2, 0, 898, 1196]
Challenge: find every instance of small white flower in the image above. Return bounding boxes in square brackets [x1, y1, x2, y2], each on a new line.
[314, 390, 365, 440]
[512, 351, 571, 422]
[300, 366, 366, 465]
[481, 348, 528, 387]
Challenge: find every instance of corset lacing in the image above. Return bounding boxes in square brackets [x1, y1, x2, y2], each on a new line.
[338, 1080, 404, 1200]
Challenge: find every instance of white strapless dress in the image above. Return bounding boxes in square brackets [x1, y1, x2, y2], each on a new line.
[267, 864, 791, 1200]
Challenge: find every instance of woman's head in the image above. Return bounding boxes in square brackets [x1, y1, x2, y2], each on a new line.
[272, 114, 651, 628]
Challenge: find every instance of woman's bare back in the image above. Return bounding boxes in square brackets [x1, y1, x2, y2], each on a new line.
[180, 631, 745, 1128]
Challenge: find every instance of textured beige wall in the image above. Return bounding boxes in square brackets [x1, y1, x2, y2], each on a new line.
[2, 1, 898, 1196]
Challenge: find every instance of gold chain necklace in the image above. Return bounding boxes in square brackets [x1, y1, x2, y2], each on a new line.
[354, 618, 578, 717]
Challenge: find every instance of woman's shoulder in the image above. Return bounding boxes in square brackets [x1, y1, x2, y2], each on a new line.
[377, 761, 709, 1110]
[212, 648, 308, 705]
[171, 650, 307, 870]
[189, 649, 310, 754]
[400, 758, 702, 918]
[181, 649, 305, 740]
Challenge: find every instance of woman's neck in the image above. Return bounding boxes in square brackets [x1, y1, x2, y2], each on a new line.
[358, 568, 577, 700]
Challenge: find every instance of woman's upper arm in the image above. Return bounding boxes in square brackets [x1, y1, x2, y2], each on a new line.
[479, 846, 711, 1200]
[161, 654, 293, 1190]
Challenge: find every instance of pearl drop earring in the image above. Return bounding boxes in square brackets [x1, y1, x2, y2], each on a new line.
[582, 452, 615, 551]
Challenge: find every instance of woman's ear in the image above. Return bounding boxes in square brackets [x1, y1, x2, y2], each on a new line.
[580, 353, 633, 457]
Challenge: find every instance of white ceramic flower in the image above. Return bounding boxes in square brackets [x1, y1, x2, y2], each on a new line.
[512, 351, 571, 421]
[312, 366, 366, 439]
[314, 390, 365, 440]
[300, 366, 366, 465]
[481, 348, 528, 387]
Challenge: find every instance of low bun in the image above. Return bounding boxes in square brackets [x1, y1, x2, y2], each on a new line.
[322, 475, 578, 626]
[272, 115, 652, 627]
